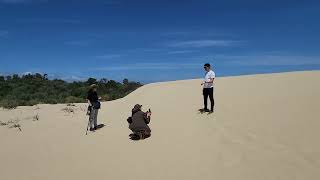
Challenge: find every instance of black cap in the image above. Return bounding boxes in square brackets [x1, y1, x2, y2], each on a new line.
[134, 104, 142, 109]
[204, 63, 211, 68]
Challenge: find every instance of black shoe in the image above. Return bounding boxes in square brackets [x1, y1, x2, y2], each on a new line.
[199, 108, 209, 113]
[137, 132, 145, 140]
[89, 127, 95, 131]
[130, 134, 140, 140]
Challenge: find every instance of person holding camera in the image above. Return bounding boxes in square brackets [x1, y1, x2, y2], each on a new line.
[127, 104, 152, 140]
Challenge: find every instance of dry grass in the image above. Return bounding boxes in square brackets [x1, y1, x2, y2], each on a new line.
[79, 106, 87, 112]
[0, 121, 8, 126]
[62, 107, 75, 114]
[0, 118, 22, 131]
[33, 114, 40, 121]
[9, 123, 22, 131]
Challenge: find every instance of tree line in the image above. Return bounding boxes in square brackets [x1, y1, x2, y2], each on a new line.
[0, 73, 143, 109]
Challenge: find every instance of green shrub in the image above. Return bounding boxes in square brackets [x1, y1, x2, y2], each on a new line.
[100, 94, 110, 101]
[65, 96, 84, 103]
[25, 99, 39, 106]
[0, 75, 142, 108]
[0, 99, 19, 109]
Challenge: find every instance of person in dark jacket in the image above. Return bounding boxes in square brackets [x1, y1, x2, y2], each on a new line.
[86, 84, 101, 131]
[127, 104, 152, 140]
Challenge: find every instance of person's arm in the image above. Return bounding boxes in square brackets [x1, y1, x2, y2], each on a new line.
[201, 78, 214, 85]
[87, 99, 92, 106]
[86, 92, 92, 106]
[127, 117, 132, 124]
[205, 77, 214, 83]
[86, 93, 92, 106]
[144, 112, 151, 124]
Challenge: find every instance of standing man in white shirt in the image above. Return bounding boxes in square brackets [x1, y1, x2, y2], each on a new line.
[200, 63, 215, 113]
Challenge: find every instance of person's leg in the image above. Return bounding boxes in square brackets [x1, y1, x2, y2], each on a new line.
[130, 131, 140, 140]
[90, 108, 97, 130]
[144, 128, 151, 139]
[87, 106, 91, 115]
[203, 88, 209, 110]
[209, 88, 214, 111]
[144, 132, 151, 139]
[93, 109, 98, 128]
[89, 108, 95, 130]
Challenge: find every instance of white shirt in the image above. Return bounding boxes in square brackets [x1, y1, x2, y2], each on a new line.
[203, 70, 215, 89]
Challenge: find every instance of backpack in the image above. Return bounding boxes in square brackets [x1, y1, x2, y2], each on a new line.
[92, 101, 101, 109]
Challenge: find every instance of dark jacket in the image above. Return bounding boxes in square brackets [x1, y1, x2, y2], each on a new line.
[129, 108, 151, 133]
[86, 90, 101, 109]
[86, 90, 98, 104]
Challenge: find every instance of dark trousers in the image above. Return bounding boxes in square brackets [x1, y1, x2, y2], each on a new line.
[203, 88, 214, 111]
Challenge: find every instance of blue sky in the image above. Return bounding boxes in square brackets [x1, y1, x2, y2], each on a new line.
[0, 0, 320, 83]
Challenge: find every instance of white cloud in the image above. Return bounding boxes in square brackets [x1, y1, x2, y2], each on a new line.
[167, 50, 197, 54]
[92, 63, 202, 71]
[18, 18, 81, 24]
[61, 75, 86, 82]
[64, 40, 90, 46]
[168, 40, 243, 48]
[128, 48, 164, 53]
[94, 54, 123, 59]
[23, 71, 33, 75]
[0, 30, 9, 37]
[102, 0, 121, 5]
[162, 31, 234, 38]
[217, 54, 320, 66]
[0, 0, 27, 3]
[0, 0, 47, 4]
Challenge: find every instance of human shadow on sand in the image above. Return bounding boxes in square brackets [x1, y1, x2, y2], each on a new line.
[198, 109, 214, 115]
[95, 124, 105, 130]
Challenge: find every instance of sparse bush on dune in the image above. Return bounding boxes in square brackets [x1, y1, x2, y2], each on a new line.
[26, 99, 41, 107]
[0, 74, 143, 109]
[0, 119, 22, 131]
[65, 96, 83, 103]
[100, 94, 110, 101]
[61, 107, 75, 114]
[0, 121, 8, 126]
[0, 99, 19, 109]
[9, 123, 22, 131]
[33, 114, 39, 121]
[67, 103, 76, 107]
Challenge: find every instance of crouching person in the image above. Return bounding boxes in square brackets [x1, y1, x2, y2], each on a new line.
[127, 104, 152, 140]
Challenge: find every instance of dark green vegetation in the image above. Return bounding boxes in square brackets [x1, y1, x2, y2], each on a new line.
[0, 73, 142, 109]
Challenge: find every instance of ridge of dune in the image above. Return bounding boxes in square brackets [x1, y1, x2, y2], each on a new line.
[0, 70, 320, 180]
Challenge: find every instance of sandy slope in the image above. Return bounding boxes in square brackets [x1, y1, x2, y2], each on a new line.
[0, 71, 320, 180]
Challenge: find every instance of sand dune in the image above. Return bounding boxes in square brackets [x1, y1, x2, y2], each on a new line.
[1, 71, 320, 180]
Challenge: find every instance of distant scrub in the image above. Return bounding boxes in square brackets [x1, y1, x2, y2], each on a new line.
[0, 99, 20, 109]
[0, 73, 142, 109]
